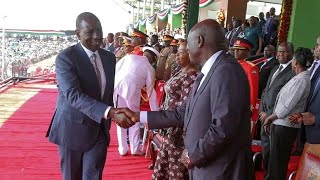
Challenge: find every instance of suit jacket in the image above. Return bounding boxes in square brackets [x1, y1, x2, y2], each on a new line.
[229, 27, 242, 47]
[46, 43, 116, 152]
[257, 57, 279, 98]
[107, 43, 115, 53]
[148, 51, 253, 180]
[306, 67, 320, 143]
[260, 64, 295, 116]
[264, 16, 279, 39]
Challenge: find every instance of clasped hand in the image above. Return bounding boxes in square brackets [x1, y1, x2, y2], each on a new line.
[109, 108, 140, 128]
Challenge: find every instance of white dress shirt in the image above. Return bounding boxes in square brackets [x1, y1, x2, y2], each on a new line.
[260, 57, 274, 70]
[309, 60, 320, 78]
[140, 50, 223, 124]
[80, 43, 111, 119]
[270, 60, 292, 80]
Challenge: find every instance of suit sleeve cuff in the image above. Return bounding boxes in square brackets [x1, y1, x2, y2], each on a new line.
[140, 111, 148, 124]
[104, 106, 112, 120]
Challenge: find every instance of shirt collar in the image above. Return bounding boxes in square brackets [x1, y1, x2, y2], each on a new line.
[280, 59, 292, 70]
[80, 43, 97, 58]
[201, 50, 223, 76]
[266, 57, 274, 62]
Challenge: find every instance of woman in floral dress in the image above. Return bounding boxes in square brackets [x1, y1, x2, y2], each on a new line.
[152, 42, 198, 180]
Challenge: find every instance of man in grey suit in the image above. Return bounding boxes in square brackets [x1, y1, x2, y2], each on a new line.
[259, 42, 295, 179]
[46, 12, 133, 180]
[117, 19, 253, 180]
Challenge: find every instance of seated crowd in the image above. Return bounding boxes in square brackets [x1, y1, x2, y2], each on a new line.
[0, 34, 77, 80]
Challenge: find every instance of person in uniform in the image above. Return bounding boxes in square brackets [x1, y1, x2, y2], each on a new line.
[155, 35, 173, 80]
[232, 38, 260, 122]
[122, 37, 134, 55]
[163, 39, 178, 81]
[142, 46, 160, 69]
[114, 32, 128, 62]
[114, 39, 159, 156]
[130, 28, 148, 56]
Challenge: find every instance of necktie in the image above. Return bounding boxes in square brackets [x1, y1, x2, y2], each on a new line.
[309, 61, 318, 78]
[90, 53, 102, 89]
[193, 72, 204, 95]
[269, 65, 283, 86]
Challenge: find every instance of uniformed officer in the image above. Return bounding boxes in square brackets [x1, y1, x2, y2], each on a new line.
[114, 37, 159, 156]
[130, 28, 148, 56]
[115, 32, 128, 62]
[163, 39, 179, 80]
[232, 38, 260, 122]
[155, 35, 174, 80]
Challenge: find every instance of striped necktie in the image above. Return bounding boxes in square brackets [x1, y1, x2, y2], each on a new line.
[90, 53, 102, 89]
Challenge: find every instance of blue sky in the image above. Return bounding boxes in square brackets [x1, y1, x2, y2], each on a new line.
[0, 0, 131, 36]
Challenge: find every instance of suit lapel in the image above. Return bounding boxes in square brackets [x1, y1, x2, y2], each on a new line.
[184, 51, 226, 130]
[76, 44, 102, 98]
[309, 67, 320, 103]
[268, 63, 292, 88]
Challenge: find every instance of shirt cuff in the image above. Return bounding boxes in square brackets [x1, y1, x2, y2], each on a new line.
[140, 111, 148, 124]
[104, 106, 112, 120]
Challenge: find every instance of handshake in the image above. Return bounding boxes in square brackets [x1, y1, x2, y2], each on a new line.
[108, 108, 140, 128]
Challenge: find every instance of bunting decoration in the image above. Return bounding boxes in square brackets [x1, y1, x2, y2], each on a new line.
[134, 22, 139, 29]
[278, 0, 293, 45]
[147, 14, 156, 24]
[139, 19, 147, 26]
[199, 0, 214, 8]
[182, 0, 188, 38]
[157, 8, 170, 21]
[171, 2, 188, 15]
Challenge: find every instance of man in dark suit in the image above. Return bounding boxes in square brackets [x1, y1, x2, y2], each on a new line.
[117, 19, 253, 180]
[229, 19, 242, 48]
[46, 12, 133, 180]
[257, 45, 279, 99]
[259, 42, 295, 179]
[106, 33, 115, 53]
[303, 65, 320, 143]
[263, 7, 279, 48]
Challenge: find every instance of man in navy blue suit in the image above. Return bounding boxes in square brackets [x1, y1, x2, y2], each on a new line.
[46, 12, 134, 180]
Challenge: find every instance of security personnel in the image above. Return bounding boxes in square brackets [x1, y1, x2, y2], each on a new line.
[163, 39, 179, 80]
[232, 38, 260, 122]
[122, 37, 134, 55]
[155, 35, 173, 80]
[130, 28, 148, 56]
[115, 32, 128, 62]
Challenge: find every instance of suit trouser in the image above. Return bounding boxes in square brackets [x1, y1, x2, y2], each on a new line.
[260, 122, 270, 174]
[266, 124, 298, 180]
[294, 124, 306, 155]
[58, 126, 108, 180]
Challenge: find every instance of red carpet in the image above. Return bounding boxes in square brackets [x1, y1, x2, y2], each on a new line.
[0, 80, 152, 179]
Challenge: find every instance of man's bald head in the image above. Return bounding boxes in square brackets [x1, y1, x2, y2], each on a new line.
[187, 19, 227, 65]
